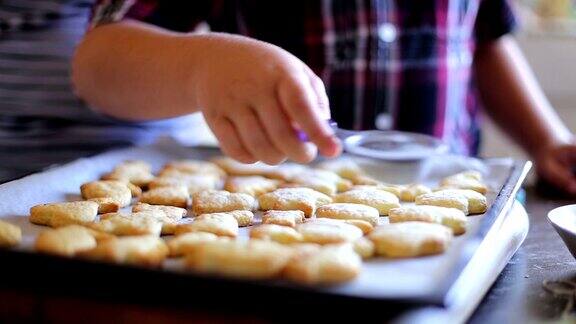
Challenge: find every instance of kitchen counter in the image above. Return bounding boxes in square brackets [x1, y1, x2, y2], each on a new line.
[471, 187, 576, 323]
[0, 186, 573, 323]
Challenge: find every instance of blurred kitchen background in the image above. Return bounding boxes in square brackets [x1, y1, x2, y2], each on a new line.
[481, 0, 576, 160]
[1, 0, 575, 162]
[171, 0, 576, 161]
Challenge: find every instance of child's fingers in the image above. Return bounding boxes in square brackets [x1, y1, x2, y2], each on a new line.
[304, 67, 331, 120]
[277, 73, 341, 158]
[557, 145, 576, 194]
[209, 116, 256, 164]
[234, 107, 286, 165]
[538, 157, 576, 195]
[255, 97, 317, 163]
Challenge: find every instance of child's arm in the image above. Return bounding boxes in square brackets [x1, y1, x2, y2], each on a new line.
[474, 36, 576, 195]
[72, 20, 341, 165]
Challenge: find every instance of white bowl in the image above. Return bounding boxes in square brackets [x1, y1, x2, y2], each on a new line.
[548, 204, 576, 259]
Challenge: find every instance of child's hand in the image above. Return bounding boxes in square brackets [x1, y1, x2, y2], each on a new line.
[194, 33, 341, 165]
[535, 140, 576, 196]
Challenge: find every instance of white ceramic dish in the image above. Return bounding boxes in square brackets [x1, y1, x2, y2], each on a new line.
[548, 204, 576, 259]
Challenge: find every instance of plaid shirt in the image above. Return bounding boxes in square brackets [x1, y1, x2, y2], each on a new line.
[92, 0, 517, 155]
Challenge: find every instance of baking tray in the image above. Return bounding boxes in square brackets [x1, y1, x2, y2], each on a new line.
[0, 141, 531, 309]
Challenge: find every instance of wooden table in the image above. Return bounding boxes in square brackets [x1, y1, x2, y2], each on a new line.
[0, 186, 573, 323]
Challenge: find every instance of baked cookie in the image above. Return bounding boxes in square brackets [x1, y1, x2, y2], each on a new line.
[340, 219, 374, 235]
[132, 202, 187, 220]
[224, 176, 280, 197]
[388, 205, 467, 235]
[88, 197, 121, 214]
[185, 239, 293, 279]
[368, 222, 453, 258]
[439, 170, 488, 194]
[316, 203, 380, 226]
[167, 232, 225, 257]
[35, 225, 98, 256]
[101, 160, 155, 187]
[284, 243, 362, 284]
[139, 185, 189, 208]
[80, 180, 132, 208]
[161, 159, 226, 178]
[296, 218, 363, 244]
[400, 184, 432, 202]
[132, 203, 187, 234]
[353, 237, 375, 259]
[79, 235, 168, 267]
[89, 212, 163, 236]
[267, 164, 309, 181]
[261, 210, 305, 227]
[0, 220, 21, 247]
[126, 182, 143, 197]
[347, 185, 400, 198]
[285, 177, 337, 196]
[258, 187, 332, 217]
[316, 158, 364, 180]
[290, 242, 323, 253]
[192, 190, 256, 215]
[432, 189, 487, 214]
[350, 174, 381, 186]
[334, 188, 400, 215]
[226, 210, 254, 227]
[415, 191, 470, 215]
[150, 172, 220, 195]
[30, 201, 99, 227]
[289, 169, 352, 195]
[376, 184, 406, 198]
[211, 156, 276, 176]
[175, 212, 239, 237]
[250, 224, 303, 244]
[211, 157, 307, 181]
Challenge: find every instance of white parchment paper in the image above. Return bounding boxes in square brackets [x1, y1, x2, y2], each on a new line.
[0, 141, 515, 300]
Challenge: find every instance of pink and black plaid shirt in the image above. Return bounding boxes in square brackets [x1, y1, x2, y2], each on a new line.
[92, 0, 517, 155]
